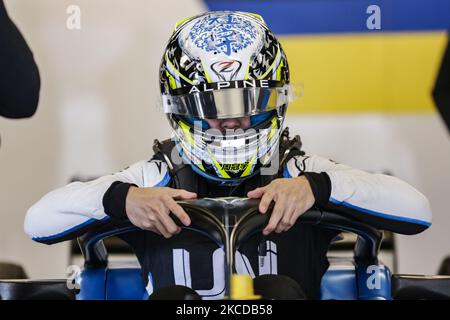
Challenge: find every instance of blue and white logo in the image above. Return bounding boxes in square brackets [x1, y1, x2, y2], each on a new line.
[189, 14, 257, 56]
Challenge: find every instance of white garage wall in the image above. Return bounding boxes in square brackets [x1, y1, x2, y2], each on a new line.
[0, 0, 206, 278]
[0, 0, 449, 279]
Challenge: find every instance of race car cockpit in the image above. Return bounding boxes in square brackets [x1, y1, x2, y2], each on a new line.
[1, 198, 450, 300]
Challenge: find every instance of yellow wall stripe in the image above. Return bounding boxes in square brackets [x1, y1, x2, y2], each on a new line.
[280, 32, 448, 114]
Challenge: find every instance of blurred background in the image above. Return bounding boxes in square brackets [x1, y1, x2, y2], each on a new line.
[0, 0, 449, 278]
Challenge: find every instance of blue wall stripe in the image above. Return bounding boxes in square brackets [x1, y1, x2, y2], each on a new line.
[204, 0, 450, 34]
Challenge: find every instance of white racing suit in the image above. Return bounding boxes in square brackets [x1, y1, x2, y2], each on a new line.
[24, 149, 432, 299]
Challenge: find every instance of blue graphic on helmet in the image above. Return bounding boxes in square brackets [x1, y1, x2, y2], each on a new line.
[250, 111, 274, 126]
[184, 116, 210, 129]
[189, 13, 257, 56]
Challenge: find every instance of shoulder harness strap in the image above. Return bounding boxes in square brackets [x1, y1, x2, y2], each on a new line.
[152, 139, 198, 191]
[278, 127, 305, 171]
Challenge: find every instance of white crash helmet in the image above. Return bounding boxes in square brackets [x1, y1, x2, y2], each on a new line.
[159, 11, 291, 184]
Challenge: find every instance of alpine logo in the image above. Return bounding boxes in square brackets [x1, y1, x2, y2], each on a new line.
[211, 60, 242, 81]
[170, 79, 285, 95]
[185, 79, 273, 95]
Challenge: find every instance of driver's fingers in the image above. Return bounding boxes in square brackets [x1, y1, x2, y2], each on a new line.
[141, 220, 161, 235]
[156, 203, 181, 235]
[149, 227, 161, 235]
[153, 220, 172, 239]
[247, 186, 267, 199]
[164, 197, 191, 226]
[169, 188, 197, 200]
[263, 196, 285, 235]
[277, 202, 296, 233]
[259, 188, 275, 214]
[289, 200, 309, 226]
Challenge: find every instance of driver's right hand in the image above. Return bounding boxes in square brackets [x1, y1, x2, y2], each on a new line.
[125, 187, 197, 238]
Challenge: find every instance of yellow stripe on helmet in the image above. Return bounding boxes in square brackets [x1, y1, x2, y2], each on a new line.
[174, 16, 193, 30]
[166, 52, 195, 85]
[240, 153, 257, 178]
[197, 163, 206, 172]
[244, 12, 265, 24]
[178, 120, 196, 147]
[276, 59, 284, 81]
[267, 117, 278, 141]
[257, 47, 281, 80]
[207, 149, 231, 179]
[166, 70, 177, 90]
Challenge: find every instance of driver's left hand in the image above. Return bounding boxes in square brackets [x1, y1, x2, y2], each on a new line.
[247, 176, 315, 235]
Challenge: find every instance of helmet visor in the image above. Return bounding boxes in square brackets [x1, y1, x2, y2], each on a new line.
[162, 83, 290, 119]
